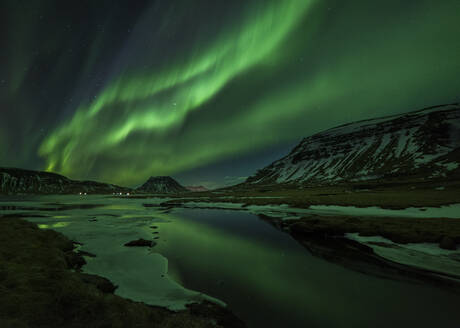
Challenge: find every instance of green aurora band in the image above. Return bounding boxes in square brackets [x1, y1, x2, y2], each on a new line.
[39, 0, 316, 185]
[37, 0, 460, 186]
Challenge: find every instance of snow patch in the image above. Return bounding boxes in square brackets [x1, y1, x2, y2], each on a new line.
[444, 162, 459, 171]
[309, 204, 460, 218]
[346, 233, 460, 278]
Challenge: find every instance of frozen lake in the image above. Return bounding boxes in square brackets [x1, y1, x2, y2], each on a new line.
[1, 195, 460, 328]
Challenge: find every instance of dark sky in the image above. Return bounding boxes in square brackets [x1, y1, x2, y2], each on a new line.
[1, 0, 460, 188]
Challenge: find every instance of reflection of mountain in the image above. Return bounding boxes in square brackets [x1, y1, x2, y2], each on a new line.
[136, 176, 187, 193]
[246, 104, 460, 186]
[257, 214, 460, 293]
[0, 167, 130, 195]
[294, 233, 460, 292]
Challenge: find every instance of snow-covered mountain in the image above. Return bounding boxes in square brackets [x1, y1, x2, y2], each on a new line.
[186, 186, 209, 192]
[246, 103, 460, 186]
[0, 167, 130, 194]
[136, 176, 187, 193]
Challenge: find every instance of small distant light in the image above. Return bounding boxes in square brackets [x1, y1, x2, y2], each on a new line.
[79, 192, 82, 195]
[126, 193, 130, 196]
[84, 192, 87, 195]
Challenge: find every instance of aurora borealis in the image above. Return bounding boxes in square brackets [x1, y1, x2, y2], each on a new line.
[2, 0, 460, 187]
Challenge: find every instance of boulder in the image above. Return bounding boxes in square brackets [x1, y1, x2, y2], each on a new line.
[439, 236, 456, 250]
[124, 238, 156, 247]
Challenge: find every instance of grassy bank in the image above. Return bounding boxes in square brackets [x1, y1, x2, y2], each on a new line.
[0, 217, 245, 328]
[134, 181, 460, 248]
[270, 215, 460, 248]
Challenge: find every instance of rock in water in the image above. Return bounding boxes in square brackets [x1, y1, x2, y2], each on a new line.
[124, 238, 155, 247]
[136, 176, 188, 193]
[440, 236, 457, 250]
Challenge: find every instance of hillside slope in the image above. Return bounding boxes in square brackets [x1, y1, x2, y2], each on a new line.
[246, 103, 460, 186]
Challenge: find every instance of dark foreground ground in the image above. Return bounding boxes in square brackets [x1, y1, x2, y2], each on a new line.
[0, 217, 245, 328]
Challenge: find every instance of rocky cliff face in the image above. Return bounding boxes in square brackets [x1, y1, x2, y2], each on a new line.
[246, 103, 460, 186]
[0, 167, 130, 194]
[136, 176, 187, 193]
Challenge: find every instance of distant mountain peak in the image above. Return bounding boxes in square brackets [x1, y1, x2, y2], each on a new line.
[245, 103, 460, 186]
[185, 185, 209, 192]
[146, 176, 171, 182]
[136, 176, 187, 193]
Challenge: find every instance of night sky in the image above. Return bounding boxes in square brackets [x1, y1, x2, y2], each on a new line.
[1, 0, 460, 188]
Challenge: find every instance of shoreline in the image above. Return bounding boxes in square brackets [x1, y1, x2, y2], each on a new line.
[129, 179, 460, 209]
[1, 190, 460, 323]
[0, 217, 246, 328]
[137, 198, 460, 291]
[145, 199, 460, 247]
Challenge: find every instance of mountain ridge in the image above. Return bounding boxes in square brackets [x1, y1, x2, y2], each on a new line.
[186, 185, 210, 192]
[0, 167, 130, 194]
[245, 103, 460, 186]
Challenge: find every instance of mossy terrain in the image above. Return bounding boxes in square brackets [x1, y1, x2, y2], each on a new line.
[0, 217, 245, 328]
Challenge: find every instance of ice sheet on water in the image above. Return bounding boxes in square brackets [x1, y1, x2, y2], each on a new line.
[159, 201, 460, 220]
[7, 196, 222, 310]
[309, 204, 460, 218]
[346, 233, 460, 278]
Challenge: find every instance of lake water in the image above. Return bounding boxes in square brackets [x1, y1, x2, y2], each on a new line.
[1, 195, 460, 328]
